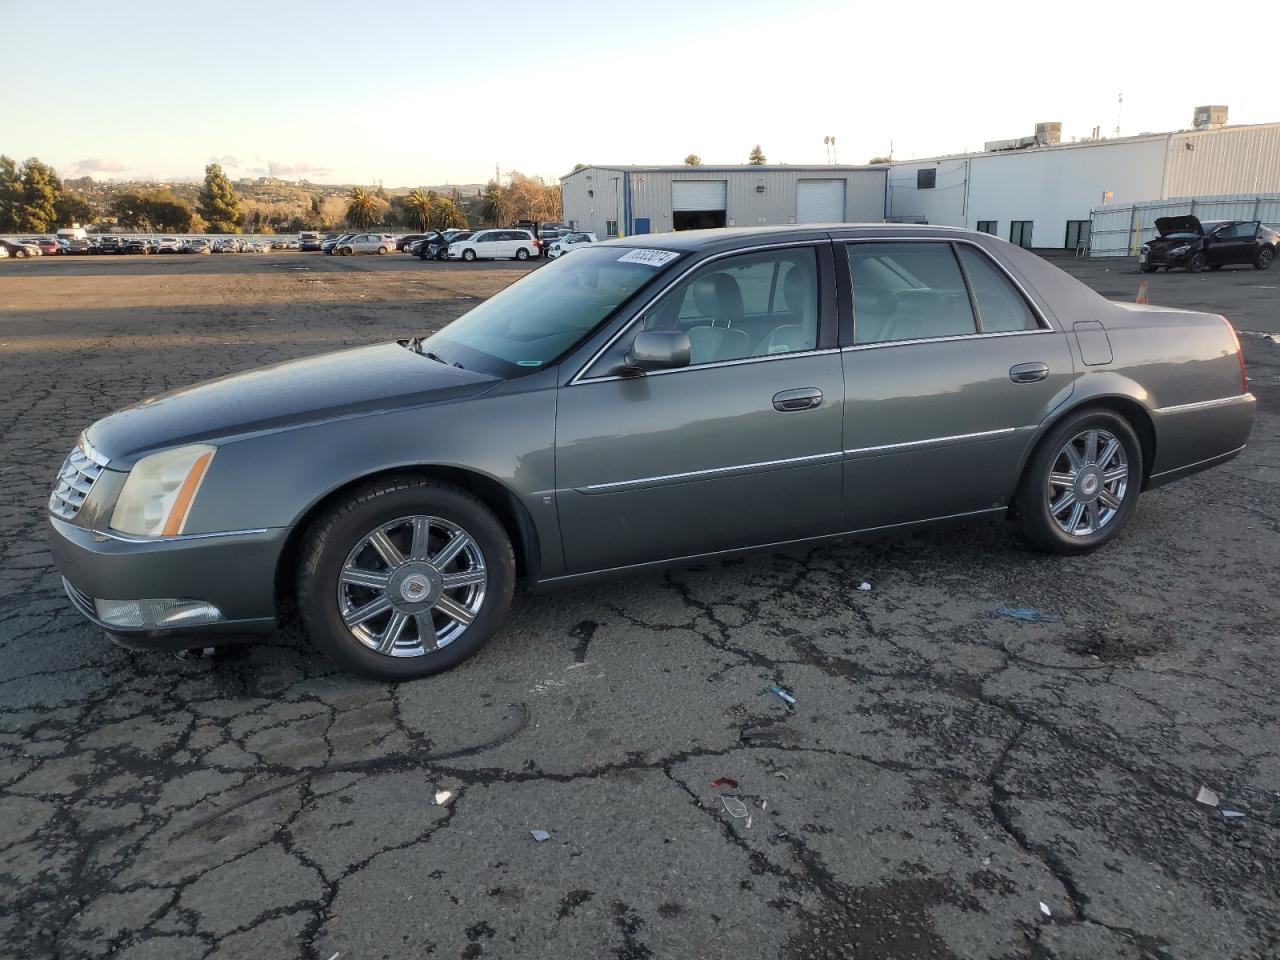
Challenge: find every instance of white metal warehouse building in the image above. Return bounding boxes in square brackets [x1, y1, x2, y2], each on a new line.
[885, 117, 1280, 252]
[560, 165, 888, 239]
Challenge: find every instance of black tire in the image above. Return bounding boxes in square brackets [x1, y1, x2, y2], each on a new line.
[342, 247, 353, 256]
[436, 249, 448, 261]
[1014, 409, 1143, 556]
[14, 249, 27, 259]
[462, 249, 476, 262]
[515, 248, 530, 261]
[1256, 247, 1274, 271]
[377, 246, 388, 255]
[1209, 263, 1223, 271]
[297, 477, 516, 680]
[1140, 264, 1156, 274]
[1186, 252, 1205, 273]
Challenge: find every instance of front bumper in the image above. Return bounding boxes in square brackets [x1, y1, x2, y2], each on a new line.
[1139, 248, 1190, 268]
[49, 517, 286, 650]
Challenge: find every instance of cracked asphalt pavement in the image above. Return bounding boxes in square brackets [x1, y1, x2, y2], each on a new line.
[1, 252, 1277, 959]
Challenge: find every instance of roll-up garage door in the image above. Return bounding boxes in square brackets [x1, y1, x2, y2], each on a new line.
[796, 180, 847, 223]
[671, 180, 728, 211]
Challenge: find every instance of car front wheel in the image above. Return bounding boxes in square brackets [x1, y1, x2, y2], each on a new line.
[462, 249, 476, 261]
[297, 478, 515, 680]
[1187, 252, 1205, 273]
[377, 246, 388, 255]
[1256, 247, 1275, 270]
[1014, 409, 1143, 555]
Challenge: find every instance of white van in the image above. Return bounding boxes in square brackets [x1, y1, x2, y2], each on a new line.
[448, 229, 537, 262]
[56, 226, 88, 242]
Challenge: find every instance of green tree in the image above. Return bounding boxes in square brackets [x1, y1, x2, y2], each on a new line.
[16, 158, 63, 231]
[480, 181, 511, 226]
[868, 155, 892, 164]
[572, 163, 588, 171]
[198, 163, 240, 232]
[684, 154, 702, 166]
[345, 187, 380, 228]
[428, 195, 467, 229]
[55, 191, 95, 226]
[0, 156, 20, 231]
[404, 189, 435, 231]
[748, 145, 766, 165]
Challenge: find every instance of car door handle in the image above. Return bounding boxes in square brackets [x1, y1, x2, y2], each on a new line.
[773, 387, 823, 412]
[1009, 362, 1049, 384]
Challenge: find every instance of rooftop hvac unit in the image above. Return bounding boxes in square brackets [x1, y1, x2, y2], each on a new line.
[1192, 105, 1228, 130]
[1034, 122, 1062, 145]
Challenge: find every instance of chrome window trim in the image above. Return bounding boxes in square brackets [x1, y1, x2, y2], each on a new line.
[843, 426, 1019, 457]
[1148, 444, 1247, 479]
[1152, 394, 1252, 415]
[578, 348, 842, 385]
[573, 450, 844, 494]
[570, 239, 827, 385]
[841, 329, 1052, 352]
[840, 235, 1052, 344]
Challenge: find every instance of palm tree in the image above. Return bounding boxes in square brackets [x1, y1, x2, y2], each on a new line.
[480, 182, 511, 226]
[346, 187, 379, 228]
[405, 189, 435, 232]
[428, 196, 467, 230]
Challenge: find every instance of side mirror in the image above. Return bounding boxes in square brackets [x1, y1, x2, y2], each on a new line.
[623, 330, 692, 373]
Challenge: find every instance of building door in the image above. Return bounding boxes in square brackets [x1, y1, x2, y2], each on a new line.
[1009, 221, 1034, 248]
[796, 180, 847, 223]
[634, 218, 651, 234]
[1064, 220, 1090, 251]
[672, 180, 728, 231]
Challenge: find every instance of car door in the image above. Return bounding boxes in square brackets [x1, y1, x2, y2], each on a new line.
[839, 238, 1075, 532]
[1226, 222, 1259, 264]
[472, 231, 498, 258]
[555, 242, 845, 573]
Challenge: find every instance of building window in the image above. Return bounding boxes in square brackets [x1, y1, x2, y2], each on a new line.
[1064, 221, 1090, 250]
[606, 219, 618, 238]
[916, 168, 936, 189]
[1009, 221, 1034, 249]
[976, 220, 997, 235]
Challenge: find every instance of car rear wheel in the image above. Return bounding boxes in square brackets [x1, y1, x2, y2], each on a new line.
[297, 478, 516, 680]
[341, 247, 353, 256]
[1256, 247, 1275, 270]
[377, 246, 388, 255]
[1187, 252, 1205, 273]
[462, 249, 476, 262]
[14, 249, 27, 258]
[1209, 263, 1223, 271]
[1014, 409, 1143, 556]
[515, 248, 531, 261]
[1140, 263, 1156, 273]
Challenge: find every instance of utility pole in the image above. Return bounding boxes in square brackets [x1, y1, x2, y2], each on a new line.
[1115, 93, 1123, 138]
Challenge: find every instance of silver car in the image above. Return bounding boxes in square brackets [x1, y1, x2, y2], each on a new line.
[48, 226, 1256, 680]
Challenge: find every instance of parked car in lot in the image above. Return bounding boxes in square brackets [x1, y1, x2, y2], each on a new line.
[46, 225, 1256, 680]
[322, 233, 353, 254]
[212, 238, 239, 253]
[67, 237, 94, 255]
[396, 233, 431, 252]
[0, 238, 39, 258]
[1140, 217, 1277, 273]
[336, 233, 395, 256]
[182, 238, 212, 254]
[122, 238, 153, 255]
[418, 230, 471, 260]
[97, 235, 126, 254]
[155, 237, 183, 254]
[271, 238, 290, 250]
[448, 229, 537, 261]
[252, 240, 272, 253]
[0, 245, 8, 259]
[546, 231, 598, 259]
[299, 231, 322, 251]
[21, 237, 56, 256]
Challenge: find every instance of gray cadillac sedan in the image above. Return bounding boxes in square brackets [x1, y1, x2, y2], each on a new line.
[49, 226, 1256, 679]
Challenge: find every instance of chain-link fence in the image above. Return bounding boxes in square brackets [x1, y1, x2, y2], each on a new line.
[1089, 194, 1280, 257]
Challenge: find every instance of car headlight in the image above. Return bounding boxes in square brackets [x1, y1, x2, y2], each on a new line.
[1140, 243, 1150, 253]
[110, 444, 216, 537]
[1170, 244, 1190, 256]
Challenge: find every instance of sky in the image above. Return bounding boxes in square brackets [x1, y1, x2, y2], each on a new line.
[2, 0, 1270, 188]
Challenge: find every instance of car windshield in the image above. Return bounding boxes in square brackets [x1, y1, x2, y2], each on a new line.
[422, 246, 681, 377]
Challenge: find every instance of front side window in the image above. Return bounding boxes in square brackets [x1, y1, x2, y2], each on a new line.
[602, 247, 819, 370]
[1228, 222, 1258, 239]
[424, 246, 676, 377]
[848, 242, 976, 344]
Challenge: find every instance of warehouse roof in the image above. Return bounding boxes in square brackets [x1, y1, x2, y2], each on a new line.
[561, 163, 888, 180]
[893, 120, 1280, 166]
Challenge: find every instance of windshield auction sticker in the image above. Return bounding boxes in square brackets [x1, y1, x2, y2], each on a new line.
[617, 249, 680, 267]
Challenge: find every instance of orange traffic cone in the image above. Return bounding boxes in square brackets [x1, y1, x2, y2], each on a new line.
[1136, 279, 1149, 304]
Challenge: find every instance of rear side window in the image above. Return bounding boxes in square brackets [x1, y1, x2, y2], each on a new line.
[955, 246, 1040, 332]
[848, 242, 975, 344]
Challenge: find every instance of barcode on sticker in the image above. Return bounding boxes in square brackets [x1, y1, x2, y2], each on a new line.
[617, 249, 679, 267]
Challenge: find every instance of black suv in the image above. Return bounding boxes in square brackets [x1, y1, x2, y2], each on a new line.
[1140, 216, 1277, 273]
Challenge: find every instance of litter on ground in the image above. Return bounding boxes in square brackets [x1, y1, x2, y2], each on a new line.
[1195, 785, 1220, 807]
[709, 777, 739, 789]
[769, 686, 797, 705]
[1039, 901, 1052, 918]
[530, 829, 550, 842]
[1222, 810, 1245, 818]
[721, 796, 752, 828]
[858, 581, 872, 592]
[997, 607, 1063, 623]
[433, 790, 453, 806]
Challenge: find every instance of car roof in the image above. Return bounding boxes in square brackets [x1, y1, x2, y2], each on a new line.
[592, 222, 982, 252]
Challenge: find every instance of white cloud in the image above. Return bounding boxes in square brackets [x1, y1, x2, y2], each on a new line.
[73, 157, 125, 174]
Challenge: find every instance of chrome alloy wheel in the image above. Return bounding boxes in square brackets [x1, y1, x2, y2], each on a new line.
[1047, 428, 1129, 537]
[337, 515, 487, 657]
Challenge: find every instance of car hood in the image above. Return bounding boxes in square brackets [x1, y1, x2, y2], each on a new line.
[1154, 215, 1203, 238]
[86, 342, 501, 465]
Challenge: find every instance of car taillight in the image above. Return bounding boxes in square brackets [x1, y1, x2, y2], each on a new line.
[1222, 316, 1248, 393]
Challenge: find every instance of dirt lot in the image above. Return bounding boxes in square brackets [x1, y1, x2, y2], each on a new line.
[1, 250, 1278, 960]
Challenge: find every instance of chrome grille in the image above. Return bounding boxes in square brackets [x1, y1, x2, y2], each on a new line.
[49, 439, 109, 520]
